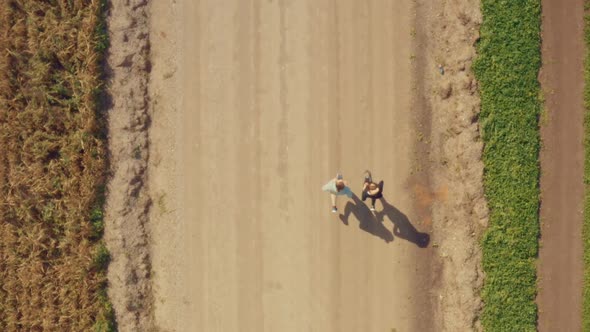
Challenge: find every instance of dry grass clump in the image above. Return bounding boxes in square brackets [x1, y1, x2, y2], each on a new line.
[0, 0, 113, 330]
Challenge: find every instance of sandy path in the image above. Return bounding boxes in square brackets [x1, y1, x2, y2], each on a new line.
[149, 1, 433, 331]
[537, 0, 585, 330]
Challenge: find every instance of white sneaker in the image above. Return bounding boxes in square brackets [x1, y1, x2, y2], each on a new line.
[331, 207, 338, 213]
[370, 206, 375, 212]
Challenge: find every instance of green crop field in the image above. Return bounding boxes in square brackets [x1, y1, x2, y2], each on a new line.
[473, 0, 542, 330]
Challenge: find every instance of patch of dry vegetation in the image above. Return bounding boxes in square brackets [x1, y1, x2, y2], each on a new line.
[0, 0, 114, 330]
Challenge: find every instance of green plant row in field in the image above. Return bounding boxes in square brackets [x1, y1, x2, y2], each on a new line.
[583, 2, 590, 331]
[473, 0, 542, 330]
[0, 0, 114, 330]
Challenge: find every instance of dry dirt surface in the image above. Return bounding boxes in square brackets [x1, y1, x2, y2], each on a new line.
[102, 0, 487, 331]
[148, 0, 437, 331]
[537, 0, 585, 330]
[415, 0, 488, 330]
[104, 0, 154, 331]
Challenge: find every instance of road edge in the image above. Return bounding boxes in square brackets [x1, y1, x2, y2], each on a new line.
[104, 1, 156, 330]
[413, 0, 488, 330]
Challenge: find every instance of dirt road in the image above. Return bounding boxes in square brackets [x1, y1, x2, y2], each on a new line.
[148, 1, 433, 331]
[537, 0, 585, 330]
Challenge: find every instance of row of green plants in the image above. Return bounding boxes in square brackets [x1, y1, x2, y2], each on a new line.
[473, 0, 542, 330]
[0, 0, 114, 330]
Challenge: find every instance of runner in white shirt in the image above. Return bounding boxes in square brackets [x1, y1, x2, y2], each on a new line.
[322, 173, 353, 213]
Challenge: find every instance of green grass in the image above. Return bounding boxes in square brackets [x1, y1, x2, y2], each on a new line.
[473, 0, 542, 330]
[583, 2, 590, 331]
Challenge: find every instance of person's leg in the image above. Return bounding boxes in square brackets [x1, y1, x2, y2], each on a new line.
[372, 181, 384, 211]
[331, 193, 337, 212]
[370, 196, 377, 211]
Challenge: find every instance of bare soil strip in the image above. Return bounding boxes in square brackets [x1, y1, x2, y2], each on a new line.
[537, 0, 585, 330]
[104, 0, 154, 330]
[416, 0, 488, 330]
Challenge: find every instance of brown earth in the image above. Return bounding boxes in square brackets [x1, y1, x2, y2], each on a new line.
[415, 0, 488, 330]
[148, 1, 435, 331]
[104, 0, 487, 331]
[103, 0, 154, 331]
[537, 0, 585, 330]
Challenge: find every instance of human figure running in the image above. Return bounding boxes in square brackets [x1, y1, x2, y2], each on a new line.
[322, 173, 353, 213]
[361, 170, 384, 212]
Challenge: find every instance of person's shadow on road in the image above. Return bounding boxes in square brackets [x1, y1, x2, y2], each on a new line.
[339, 194, 394, 243]
[375, 197, 430, 248]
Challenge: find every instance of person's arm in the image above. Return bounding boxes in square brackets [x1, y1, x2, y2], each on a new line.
[343, 186, 353, 198]
[367, 187, 380, 196]
[322, 179, 336, 192]
[362, 182, 369, 192]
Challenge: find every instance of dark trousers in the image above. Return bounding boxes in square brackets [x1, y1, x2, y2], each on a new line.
[362, 181, 384, 207]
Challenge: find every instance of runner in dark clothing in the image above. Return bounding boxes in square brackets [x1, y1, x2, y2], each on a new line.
[361, 170, 384, 212]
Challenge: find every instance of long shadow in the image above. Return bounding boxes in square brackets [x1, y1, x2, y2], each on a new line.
[375, 197, 430, 248]
[339, 194, 394, 243]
